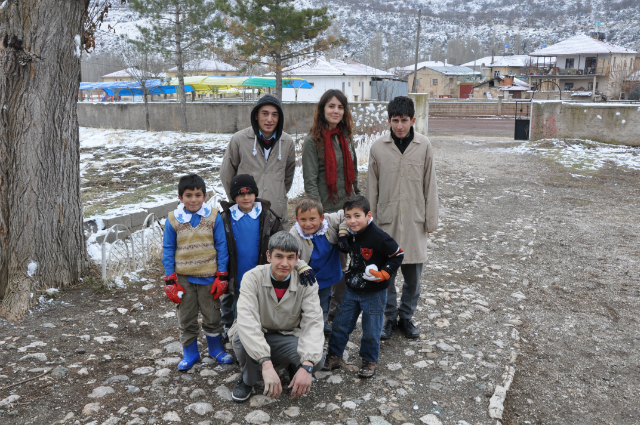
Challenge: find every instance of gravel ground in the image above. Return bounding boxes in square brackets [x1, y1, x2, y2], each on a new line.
[1, 133, 638, 425]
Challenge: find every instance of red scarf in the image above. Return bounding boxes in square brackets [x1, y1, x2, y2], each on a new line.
[323, 126, 356, 204]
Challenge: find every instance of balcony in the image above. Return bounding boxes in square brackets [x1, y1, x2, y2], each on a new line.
[528, 66, 607, 77]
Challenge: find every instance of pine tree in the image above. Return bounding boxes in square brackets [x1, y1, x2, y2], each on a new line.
[220, 0, 343, 101]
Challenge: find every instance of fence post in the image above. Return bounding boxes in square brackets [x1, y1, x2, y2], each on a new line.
[408, 93, 429, 136]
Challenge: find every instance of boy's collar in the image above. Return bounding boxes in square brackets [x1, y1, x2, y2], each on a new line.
[294, 218, 329, 240]
[259, 130, 276, 141]
[270, 270, 291, 282]
[230, 202, 262, 221]
[173, 203, 211, 224]
[347, 217, 374, 235]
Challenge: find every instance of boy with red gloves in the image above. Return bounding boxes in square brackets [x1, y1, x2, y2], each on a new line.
[163, 174, 233, 370]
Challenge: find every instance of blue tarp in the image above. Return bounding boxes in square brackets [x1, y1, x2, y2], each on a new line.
[79, 80, 194, 96]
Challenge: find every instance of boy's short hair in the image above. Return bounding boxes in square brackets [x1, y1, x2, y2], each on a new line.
[268, 231, 301, 255]
[295, 197, 324, 217]
[388, 96, 415, 120]
[178, 174, 206, 197]
[343, 195, 370, 215]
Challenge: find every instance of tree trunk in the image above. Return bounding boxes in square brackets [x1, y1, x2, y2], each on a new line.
[275, 54, 283, 102]
[142, 84, 150, 131]
[0, 0, 86, 320]
[175, 5, 188, 132]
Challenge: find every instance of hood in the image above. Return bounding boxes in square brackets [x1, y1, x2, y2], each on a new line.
[251, 94, 284, 142]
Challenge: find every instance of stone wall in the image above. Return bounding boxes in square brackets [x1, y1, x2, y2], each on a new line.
[530, 101, 640, 146]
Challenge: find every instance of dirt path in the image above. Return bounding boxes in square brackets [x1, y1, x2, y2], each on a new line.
[1, 133, 638, 425]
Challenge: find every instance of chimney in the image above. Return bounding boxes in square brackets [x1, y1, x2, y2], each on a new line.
[445, 59, 448, 66]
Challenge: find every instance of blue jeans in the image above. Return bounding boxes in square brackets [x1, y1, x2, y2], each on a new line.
[318, 286, 332, 331]
[328, 287, 387, 362]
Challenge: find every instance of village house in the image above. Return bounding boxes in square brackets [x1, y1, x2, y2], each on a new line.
[472, 75, 530, 99]
[101, 68, 142, 82]
[165, 58, 240, 78]
[528, 34, 637, 100]
[407, 65, 481, 98]
[387, 60, 446, 78]
[461, 55, 531, 80]
[274, 57, 394, 102]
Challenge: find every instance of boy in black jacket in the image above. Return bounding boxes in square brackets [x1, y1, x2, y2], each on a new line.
[323, 195, 403, 378]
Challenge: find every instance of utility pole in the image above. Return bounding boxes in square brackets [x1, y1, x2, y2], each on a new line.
[411, 9, 422, 93]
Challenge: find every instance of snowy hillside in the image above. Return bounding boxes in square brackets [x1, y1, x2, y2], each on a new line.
[91, 0, 640, 68]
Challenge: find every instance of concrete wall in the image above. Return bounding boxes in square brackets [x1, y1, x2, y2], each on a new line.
[428, 100, 518, 117]
[530, 101, 640, 146]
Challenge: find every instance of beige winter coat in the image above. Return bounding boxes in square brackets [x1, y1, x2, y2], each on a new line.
[228, 264, 324, 365]
[289, 210, 349, 272]
[220, 127, 297, 222]
[366, 131, 439, 264]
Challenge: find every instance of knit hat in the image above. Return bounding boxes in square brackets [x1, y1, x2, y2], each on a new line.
[230, 174, 259, 200]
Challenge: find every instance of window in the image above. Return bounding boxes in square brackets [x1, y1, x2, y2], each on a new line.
[494, 70, 501, 77]
[432, 79, 438, 86]
[564, 82, 574, 91]
[309, 82, 315, 87]
[565, 58, 575, 69]
[588, 82, 599, 90]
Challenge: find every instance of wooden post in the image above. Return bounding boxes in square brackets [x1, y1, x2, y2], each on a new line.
[411, 9, 422, 93]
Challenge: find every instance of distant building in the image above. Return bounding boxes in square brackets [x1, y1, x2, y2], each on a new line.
[273, 57, 395, 102]
[472, 75, 530, 99]
[165, 58, 240, 78]
[528, 34, 637, 100]
[101, 68, 146, 82]
[407, 65, 481, 98]
[388, 61, 446, 79]
[461, 55, 531, 80]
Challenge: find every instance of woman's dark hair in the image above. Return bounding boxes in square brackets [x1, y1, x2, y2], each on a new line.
[310, 89, 354, 150]
[343, 195, 370, 215]
[178, 174, 206, 197]
[388, 96, 415, 119]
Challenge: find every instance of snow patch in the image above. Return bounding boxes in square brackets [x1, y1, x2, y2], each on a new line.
[27, 261, 38, 277]
[74, 34, 81, 58]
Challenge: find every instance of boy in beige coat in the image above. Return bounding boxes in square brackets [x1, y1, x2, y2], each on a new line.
[367, 96, 439, 340]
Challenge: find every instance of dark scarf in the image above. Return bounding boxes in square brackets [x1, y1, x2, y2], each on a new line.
[323, 125, 356, 204]
[390, 127, 415, 154]
[257, 133, 275, 154]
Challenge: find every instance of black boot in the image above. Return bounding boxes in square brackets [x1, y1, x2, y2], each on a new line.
[381, 318, 396, 340]
[397, 318, 419, 339]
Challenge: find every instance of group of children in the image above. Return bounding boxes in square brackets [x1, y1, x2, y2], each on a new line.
[163, 171, 404, 379]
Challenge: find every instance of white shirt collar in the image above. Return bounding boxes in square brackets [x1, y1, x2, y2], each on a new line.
[173, 203, 212, 224]
[230, 202, 262, 221]
[270, 270, 291, 282]
[294, 218, 329, 240]
[347, 217, 374, 235]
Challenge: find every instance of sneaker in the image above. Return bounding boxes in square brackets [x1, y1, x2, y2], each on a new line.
[321, 351, 342, 371]
[380, 318, 396, 340]
[397, 318, 419, 339]
[232, 377, 253, 403]
[358, 360, 377, 378]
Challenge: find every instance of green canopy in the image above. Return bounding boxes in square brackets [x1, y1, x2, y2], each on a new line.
[241, 77, 294, 87]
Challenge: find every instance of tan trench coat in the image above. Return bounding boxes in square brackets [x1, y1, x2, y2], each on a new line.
[366, 131, 439, 264]
[228, 264, 324, 365]
[220, 127, 296, 222]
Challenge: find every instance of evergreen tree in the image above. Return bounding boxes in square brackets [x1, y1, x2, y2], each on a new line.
[129, 0, 224, 132]
[220, 0, 343, 101]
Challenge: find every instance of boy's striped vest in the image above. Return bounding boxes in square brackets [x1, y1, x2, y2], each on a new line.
[167, 209, 219, 277]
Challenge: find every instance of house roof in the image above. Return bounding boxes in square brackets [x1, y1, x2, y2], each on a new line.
[389, 60, 446, 73]
[422, 65, 481, 76]
[167, 58, 238, 72]
[276, 57, 392, 77]
[530, 34, 637, 56]
[461, 55, 529, 68]
[474, 76, 529, 89]
[102, 68, 166, 79]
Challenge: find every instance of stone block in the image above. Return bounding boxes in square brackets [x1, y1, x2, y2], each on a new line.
[130, 210, 149, 228]
[102, 215, 132, 230]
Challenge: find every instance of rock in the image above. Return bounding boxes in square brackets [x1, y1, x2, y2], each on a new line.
[429, 377, 445, 391]
[436, 342, 455, 352]
[508, 319, 523, 326]
[224, 372, 242, 383]
[51, 366, 68, 377]
[186, 402, 214, 416]
[215, 385, 232, 401]
[0, 394, 20, 408]
[94, 336, 116, 344]
[511, 292, 526, 301]
[419, 414, 443, 425]
[378, 404, 393, 416]
[326, 403, 340, 412]
[104, 375, 129, 384]
[132, 407, 149, 414]
[492, 340, 504, 349]
[28, 368, 46, 373]
[413, 361, 429, 368]
[19, 353, 47, 362]
[386, 379, 401, 387]
[190, 389, 206, 399]
[250, 395, 275, 408]
[75, 348, 86, 354]
[78, 368, 89, 375]
[458, 312, 473, 322]
[101, 416, 120, 425]
[343, 401, 357, 410]
[213, 410, 233, 423]
[141, 284, 155, 291]
[345, 419, 358, 425]
[82, 403, 101, 415]
[155, 357, 181, 367]
[155, 368, 171, 377]
[386, 363, 402, 371]
[434, 319, 450, 328]
[397, 388, 408, 396]
[88, 386, 115, 398]
[284, 406, 300, 417]
[200, 369, 217, 377]
[164, 341, 182, 354]
[133, 366, 155, 375]
[126, 419, 144, 425]
[368, 417, 392, 425]
[490, 265, 501, 270]
[162, 411, 181, 422]
[314, 370, 332, 380]
[41, 323, 56, 328]
[126, 386, 140, 393]
[327, 375, 343, 384]
[245, 410, 270, 424]
[390, 411, 407, 422]
[196, 422, 211, 425]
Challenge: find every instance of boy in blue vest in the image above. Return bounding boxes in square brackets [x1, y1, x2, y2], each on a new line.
[162, 174, 233, 370]
[219, 175, 317, 336]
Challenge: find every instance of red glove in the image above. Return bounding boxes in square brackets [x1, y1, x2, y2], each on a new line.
[210, 271, 229, 300]
[164, 273, 185, 304]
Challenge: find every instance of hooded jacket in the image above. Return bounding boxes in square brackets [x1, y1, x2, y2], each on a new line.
[220, 95, 296, 222]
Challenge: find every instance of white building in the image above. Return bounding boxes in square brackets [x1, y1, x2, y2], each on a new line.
[388, 60, 446, 78]
[274, 57, 393, 102]
[166, 58, 239, 78]
[461, 55, 531, 79]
